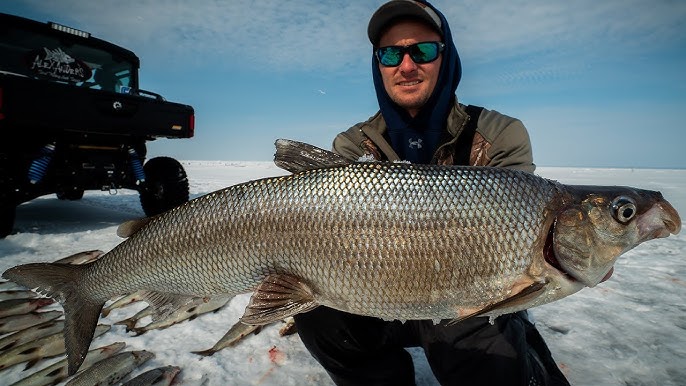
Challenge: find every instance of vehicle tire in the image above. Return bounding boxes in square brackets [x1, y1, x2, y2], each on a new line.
[57, 189, 85, 201]
[139, 156, 189, 217]
[0, 205, 15, 238]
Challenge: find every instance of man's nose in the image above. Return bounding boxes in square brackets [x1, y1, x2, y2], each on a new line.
[399, 53, 418, 73]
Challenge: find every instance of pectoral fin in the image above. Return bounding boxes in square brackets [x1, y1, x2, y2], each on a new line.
[240, 274, 318, 325]
[449, 280, 547, 325]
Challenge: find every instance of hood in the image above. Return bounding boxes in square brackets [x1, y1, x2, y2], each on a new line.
[371, 0, 462, 164]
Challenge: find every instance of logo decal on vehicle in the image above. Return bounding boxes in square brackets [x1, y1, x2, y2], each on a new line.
[26, 47, 92, 82]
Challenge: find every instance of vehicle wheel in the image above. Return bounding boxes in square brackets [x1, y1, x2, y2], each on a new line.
[139, 157, 189, 216]
[57, 189, 85, 201]
[0, 205, 15, 238]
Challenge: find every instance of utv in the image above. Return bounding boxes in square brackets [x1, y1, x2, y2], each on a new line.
[0, 13, 195, 237]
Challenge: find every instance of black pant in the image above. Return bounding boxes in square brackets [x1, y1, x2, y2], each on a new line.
[294, 307, 570, 386]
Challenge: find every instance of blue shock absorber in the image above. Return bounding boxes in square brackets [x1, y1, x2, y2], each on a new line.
[28, 143, 56, 184]
[128, 148, 146, 183]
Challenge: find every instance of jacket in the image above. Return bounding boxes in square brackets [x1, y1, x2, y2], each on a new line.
[332, 101, 536, 173]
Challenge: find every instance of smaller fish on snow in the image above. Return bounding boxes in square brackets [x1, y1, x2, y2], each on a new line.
[0, 298, 54, 319]
[0, 319, 65, 352]
[0, 324, 110, 371]
[8, 342, 126, 386]
[120, 365, 181, 386]
[64, 350, 154, 386]
[0, 310, 63, 334]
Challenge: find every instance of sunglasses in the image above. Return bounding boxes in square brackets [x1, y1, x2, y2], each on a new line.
[376, 42, 445, 67]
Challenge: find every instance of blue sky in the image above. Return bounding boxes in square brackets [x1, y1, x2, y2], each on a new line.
[3, 0, 685, 168]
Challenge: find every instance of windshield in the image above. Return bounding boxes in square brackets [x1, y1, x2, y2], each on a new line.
[0, 23, 135, 93]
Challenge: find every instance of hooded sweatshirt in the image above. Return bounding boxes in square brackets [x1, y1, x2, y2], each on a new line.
[371, 0, 461, 164]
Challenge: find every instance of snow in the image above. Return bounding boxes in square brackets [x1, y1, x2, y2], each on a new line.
[1, 162, 684, 386]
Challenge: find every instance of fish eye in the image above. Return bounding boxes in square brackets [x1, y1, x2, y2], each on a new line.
[611, 196, 637, 223]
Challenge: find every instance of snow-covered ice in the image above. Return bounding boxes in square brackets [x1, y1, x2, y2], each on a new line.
[1, 162, 684, 386]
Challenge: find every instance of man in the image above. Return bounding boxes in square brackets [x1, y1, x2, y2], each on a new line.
[294, 1, 570, 385]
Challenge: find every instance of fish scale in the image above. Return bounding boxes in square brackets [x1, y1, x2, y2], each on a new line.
[2, 139, 680, 375]
[229, 163, 557, 318]
[83, 163, 555, 319]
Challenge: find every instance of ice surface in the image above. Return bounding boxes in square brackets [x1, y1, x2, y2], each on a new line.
[1, 163, 683, 385]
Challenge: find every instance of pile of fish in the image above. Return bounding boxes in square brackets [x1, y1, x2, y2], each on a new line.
[0, 250, 287, 385]
[0, 250, 187, 385]
[1, 139, 681, 380]
[1, 270, 283, 384]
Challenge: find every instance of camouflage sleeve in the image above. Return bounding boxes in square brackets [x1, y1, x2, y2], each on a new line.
[478, 109, 536, 173]
[487, 119, 535, 173]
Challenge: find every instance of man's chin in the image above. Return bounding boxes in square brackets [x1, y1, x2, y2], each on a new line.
[391, 95, 430, 115]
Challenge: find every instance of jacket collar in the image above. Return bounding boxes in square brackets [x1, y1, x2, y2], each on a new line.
[360, 101, 471, 162]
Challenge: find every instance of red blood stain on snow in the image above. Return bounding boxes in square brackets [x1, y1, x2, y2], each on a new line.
[268, 345, 286, 365]
[255, 347, 288, 385]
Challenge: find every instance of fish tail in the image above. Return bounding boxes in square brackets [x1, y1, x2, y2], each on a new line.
[191, 347, 217, 357]
[2, 263, 104, 375]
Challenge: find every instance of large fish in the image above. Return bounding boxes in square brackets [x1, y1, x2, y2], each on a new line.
[2, 139, 681, 375]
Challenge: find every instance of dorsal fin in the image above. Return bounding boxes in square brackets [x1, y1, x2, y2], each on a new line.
[273, 139, 350, 174]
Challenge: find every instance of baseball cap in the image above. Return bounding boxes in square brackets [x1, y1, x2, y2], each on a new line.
[367, 0, 443, 46]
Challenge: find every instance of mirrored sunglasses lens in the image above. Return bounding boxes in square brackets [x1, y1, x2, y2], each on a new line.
[411, 43, 439, 63]
[378, 47, 403, 66]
